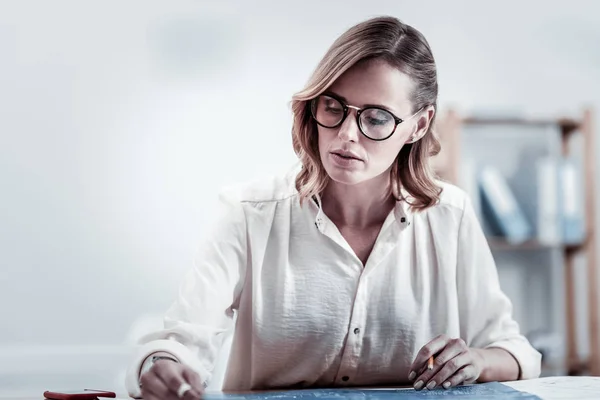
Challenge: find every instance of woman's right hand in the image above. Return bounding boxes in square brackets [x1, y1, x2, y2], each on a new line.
[140, 359, 204, 400]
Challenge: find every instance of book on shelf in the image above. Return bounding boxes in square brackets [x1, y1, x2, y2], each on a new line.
[459, 158, 481, 219]
[514, 156, 562, 246]
[560, 157, 586, 245]
[514, 155, 586, 246]
[473, 157, 586, 247]
[536, 158, 561, 245]
[478, 165, 532, 244]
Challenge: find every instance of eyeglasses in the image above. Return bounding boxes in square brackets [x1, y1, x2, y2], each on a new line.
[310, 93, 422, 141]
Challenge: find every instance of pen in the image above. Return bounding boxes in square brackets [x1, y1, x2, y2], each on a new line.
[428, 356, 434, 370]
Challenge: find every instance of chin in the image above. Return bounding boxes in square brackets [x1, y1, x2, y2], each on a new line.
[324, 163, 368, 186]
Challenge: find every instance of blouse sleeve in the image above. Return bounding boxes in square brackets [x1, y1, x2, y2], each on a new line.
[125, 190, 248, 397]
[456, 196, 541, 380]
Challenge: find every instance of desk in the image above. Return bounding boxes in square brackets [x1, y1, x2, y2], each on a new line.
[3, 377, 599, 400]
[503, 376, 600, 399]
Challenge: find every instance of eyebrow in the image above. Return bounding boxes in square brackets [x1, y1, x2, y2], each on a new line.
[324, 90, 400, 116]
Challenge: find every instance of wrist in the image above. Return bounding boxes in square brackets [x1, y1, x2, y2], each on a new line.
[472, 347, 520, 382]
[470, 348, 489, 382]
[138, 352, 179, 386]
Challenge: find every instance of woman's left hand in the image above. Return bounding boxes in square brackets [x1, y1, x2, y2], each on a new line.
[408, 334, 485, 391]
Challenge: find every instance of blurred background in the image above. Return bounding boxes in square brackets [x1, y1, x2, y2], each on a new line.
[1, 0, 600, 397]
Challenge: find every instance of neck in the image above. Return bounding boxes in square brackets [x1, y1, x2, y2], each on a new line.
[321, 173, 396, 230]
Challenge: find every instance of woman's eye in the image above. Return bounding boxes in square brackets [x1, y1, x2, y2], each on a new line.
[325, 106, 342, 114]
[364, 109, 392, 126]
[366, 116, 388, 126]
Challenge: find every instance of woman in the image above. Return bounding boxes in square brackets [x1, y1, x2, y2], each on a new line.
[126, 15, 541, 400]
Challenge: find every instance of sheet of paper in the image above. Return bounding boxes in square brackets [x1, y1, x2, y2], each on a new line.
[202, 382, 540, 399]
[505, 376, 600, 400]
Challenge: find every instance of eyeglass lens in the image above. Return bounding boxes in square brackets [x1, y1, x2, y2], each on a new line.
[311, 95, 396, 140]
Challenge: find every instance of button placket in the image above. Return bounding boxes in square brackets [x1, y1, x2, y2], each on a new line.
[349, 283, 366, 365]
[312, 194, 326, 232]
[336, 277, 368, 384]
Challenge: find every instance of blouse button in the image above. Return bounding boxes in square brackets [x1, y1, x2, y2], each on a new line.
[353, 328, 360, 334]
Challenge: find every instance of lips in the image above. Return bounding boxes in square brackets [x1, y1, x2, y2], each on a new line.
[331, 150, 362, 161]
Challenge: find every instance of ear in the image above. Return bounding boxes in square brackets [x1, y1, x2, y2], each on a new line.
[407, 105, 436, 143]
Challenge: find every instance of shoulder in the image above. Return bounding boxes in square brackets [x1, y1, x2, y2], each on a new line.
[436, 180, 470, 211]
[217, 163, 300, 206]
[415, 180, 471, 222]
[208, 165, 300, 234]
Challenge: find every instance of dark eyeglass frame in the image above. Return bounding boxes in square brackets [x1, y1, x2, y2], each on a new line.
[309, 92, 424, 141]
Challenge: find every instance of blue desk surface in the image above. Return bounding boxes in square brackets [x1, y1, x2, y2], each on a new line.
[202, 382, 538, 399]
[3, 376, 600, 400]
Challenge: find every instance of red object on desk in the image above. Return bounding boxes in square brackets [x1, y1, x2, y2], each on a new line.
[43, 389, 116, 400]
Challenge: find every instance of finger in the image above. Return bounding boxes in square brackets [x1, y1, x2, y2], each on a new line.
[182, 367, 205, 393]
[413, 360, 432, 382]
[416, 362, 429, 377]
[140, 371, 175, 400]
[417, 339, 468, 388]
[413, 338, 467, 390]
[442, 365, 478, 389]
[409, 334, 450, 378]
[428, 351, 471, 390]
[182, 388, 202, 400]
[146, 393, 176, 400]
[414, 352, 462, 390]
[153, 360, 188, 396]
[414, 339, 468, 390]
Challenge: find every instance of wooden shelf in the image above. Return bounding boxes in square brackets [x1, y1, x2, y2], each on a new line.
[541, 358, 567, 375]
[487, 237, 556, 251]
[437, 108, 599, 376]
[541, 355, 597, 376]
[461, 116, 581, 137]
[486, 237, 586, 253]
[462, 116, 578, 125]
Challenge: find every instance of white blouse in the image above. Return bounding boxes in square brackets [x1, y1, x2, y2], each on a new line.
[125, 167, 541, 398]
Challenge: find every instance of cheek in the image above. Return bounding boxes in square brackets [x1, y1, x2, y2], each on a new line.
[394, 125, 414, 144]
[366, 138, 405, 165]
[317, 127, 333, 152]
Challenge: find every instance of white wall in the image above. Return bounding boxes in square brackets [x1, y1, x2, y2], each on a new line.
[1, 0, 599, 395]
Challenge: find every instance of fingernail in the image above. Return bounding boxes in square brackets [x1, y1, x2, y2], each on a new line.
[187, 390, 202, 399]
[443, 382, 451, 389]
[408, 371, 416, 381]
[426, 381, 436, 390]
[414, 380, 424, 390]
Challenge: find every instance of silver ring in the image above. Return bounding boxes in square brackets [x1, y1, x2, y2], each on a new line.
[177, 382, 192, 399]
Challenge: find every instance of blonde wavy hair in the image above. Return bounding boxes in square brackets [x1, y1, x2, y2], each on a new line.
[291, 16, 442, 211]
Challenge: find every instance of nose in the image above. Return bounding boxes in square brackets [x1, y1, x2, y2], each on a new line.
[337, 108, 360, 143]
